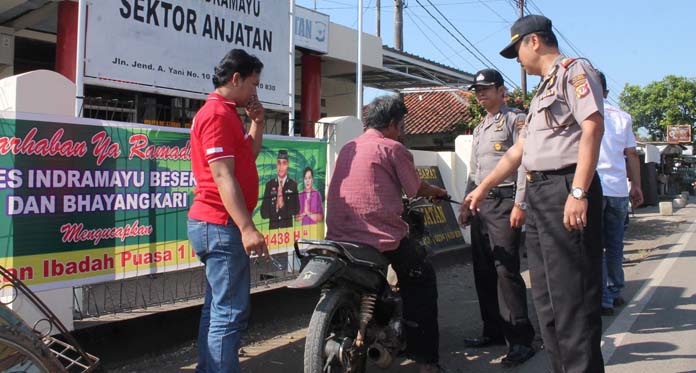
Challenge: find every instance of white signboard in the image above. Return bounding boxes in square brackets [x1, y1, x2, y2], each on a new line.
[294, 6, 329, 54]
[85, 0, 290, 110]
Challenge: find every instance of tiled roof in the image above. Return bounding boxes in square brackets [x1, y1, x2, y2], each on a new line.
[402, 89, 473, 135]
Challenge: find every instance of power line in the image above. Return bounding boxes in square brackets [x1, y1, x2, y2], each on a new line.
[476, 0, 512, 23]
[405, 8, 479, 71]
[309, 0, 511, 10]
[523, 0, 623, 105]
[415, 0, 521, 90]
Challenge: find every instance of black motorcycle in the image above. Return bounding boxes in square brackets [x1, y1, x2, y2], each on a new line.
[288, 197, 436, 373]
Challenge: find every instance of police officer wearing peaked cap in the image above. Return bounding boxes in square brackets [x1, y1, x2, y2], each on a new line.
[458, 68, 535, 367]
[260, 149, 300, 229]
[466, 14, 606, 373]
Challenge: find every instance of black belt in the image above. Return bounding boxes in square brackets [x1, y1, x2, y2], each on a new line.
[486, 185, 515, 199]
[526, 164, 577, 183]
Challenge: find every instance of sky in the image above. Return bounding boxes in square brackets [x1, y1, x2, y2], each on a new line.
[295, 0, 696, 106]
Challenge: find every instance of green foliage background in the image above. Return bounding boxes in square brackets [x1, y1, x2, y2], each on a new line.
[461, 87, 537, 131]
[620, 75, 696, 141]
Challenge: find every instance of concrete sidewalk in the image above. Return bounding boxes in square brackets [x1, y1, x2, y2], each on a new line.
[601, 204, 696, 372]
[515, 201, 696, 373]
[431, 200, 696, 373]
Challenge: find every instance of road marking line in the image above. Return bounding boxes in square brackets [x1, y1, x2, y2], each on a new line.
[601, 219, 696, 363]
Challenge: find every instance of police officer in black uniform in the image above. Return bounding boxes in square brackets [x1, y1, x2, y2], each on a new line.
[466, 15, 605, 373]
[260, 150, 300, 229]
[459, 69, 535, 367]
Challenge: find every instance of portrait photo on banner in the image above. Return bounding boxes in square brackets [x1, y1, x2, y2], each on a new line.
[254, 139, 327, 252]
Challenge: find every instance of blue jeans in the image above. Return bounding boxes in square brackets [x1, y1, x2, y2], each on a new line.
[188, 219, 250, 373]
[601, 197, 629, 308]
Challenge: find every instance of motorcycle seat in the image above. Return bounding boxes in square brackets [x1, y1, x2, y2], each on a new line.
[297, 239, 390, 268]
[334, 241, 390, 268]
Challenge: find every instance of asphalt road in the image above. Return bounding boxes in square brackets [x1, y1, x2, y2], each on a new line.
[74, 201, 696, 372]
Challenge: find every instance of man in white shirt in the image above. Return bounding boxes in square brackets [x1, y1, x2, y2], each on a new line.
[596, 71, 644, 315]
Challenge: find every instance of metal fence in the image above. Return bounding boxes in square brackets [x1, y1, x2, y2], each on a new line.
[73, 251, 302, 319]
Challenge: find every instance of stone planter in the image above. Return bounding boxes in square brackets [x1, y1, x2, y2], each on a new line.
[659, 201, 673, 215]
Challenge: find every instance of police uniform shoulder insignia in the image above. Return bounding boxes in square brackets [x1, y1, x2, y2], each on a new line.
[514, 116, 526, 130]
[575, 82, 590, 98]
[570, 74, 587, 86]
[560, 57, 576, 68]
[571, 72, 589, 98]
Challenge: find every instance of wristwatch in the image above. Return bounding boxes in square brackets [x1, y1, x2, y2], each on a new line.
[570, 187, 587, 200]
[514, 202, 527, 211]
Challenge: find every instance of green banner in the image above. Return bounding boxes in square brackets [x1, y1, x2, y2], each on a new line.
[0, 113, 326, 290]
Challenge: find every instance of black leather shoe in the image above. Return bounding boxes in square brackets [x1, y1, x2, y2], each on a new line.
[601, 307, 614, 316]
[501, 344, 535, 367]
[464, 335, 506, 348]
[613, 296, 626, 307]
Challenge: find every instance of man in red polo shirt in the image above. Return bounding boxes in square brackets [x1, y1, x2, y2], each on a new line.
[188, 48, 268, 373]
[326, 95, 448, 373]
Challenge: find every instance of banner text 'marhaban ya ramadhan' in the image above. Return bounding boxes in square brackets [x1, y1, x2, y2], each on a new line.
[118, 0, 273, 52]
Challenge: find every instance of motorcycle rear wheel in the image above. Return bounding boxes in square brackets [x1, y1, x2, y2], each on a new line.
[304, 288, 367, 373]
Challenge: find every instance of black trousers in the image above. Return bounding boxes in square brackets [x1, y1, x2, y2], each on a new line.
[383, 237, 439, 364]
[525, 172, 604, 373]
[470, 196, 535, 346]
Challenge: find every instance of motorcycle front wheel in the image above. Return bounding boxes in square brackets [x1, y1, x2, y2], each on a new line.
[304, 287, 367, 373]
[0, 324, 65, 373]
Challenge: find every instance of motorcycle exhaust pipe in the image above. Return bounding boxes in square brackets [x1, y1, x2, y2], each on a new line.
[367, 343, 393, 369]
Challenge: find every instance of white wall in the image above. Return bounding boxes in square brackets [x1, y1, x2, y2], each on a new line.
[315, 116, 363, 199]
[0, 69, 75, 116]
[327, 23, 382, 69]
[323, 78, 357, 118]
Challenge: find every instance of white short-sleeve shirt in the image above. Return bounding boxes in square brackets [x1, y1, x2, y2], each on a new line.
[597, 100, 637, 197]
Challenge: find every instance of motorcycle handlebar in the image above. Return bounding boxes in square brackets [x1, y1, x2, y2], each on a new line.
[293, 241, 305, 259]
[436, 194, 461, 205]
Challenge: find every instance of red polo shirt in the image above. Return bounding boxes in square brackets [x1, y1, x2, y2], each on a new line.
[188, 93, 259, 225]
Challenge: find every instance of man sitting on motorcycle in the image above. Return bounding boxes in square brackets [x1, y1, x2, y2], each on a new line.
[325, 95, 448, 373]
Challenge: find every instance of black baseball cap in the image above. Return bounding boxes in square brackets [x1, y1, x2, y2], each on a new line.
[500, 14, 553, 59]
[468, 69, 504, 91]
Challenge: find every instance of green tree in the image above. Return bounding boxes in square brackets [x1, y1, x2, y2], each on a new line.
[505, 87, 536, 111]
[462, 91, 485, 128]
[462, 87, 537, 130]
[619, 75, 696, 141]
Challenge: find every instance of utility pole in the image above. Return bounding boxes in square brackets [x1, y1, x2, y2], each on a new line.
[376, 0, 381, 38]
[519, 0, 527, 102]
[357, 0, 364, 119]
[394, 0, 403, 51]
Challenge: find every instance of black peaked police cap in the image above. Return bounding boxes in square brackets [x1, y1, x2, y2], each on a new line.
[500, 14, 553, 59]
[277, 149, 289, 160]
[469, 69, 504, 91]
